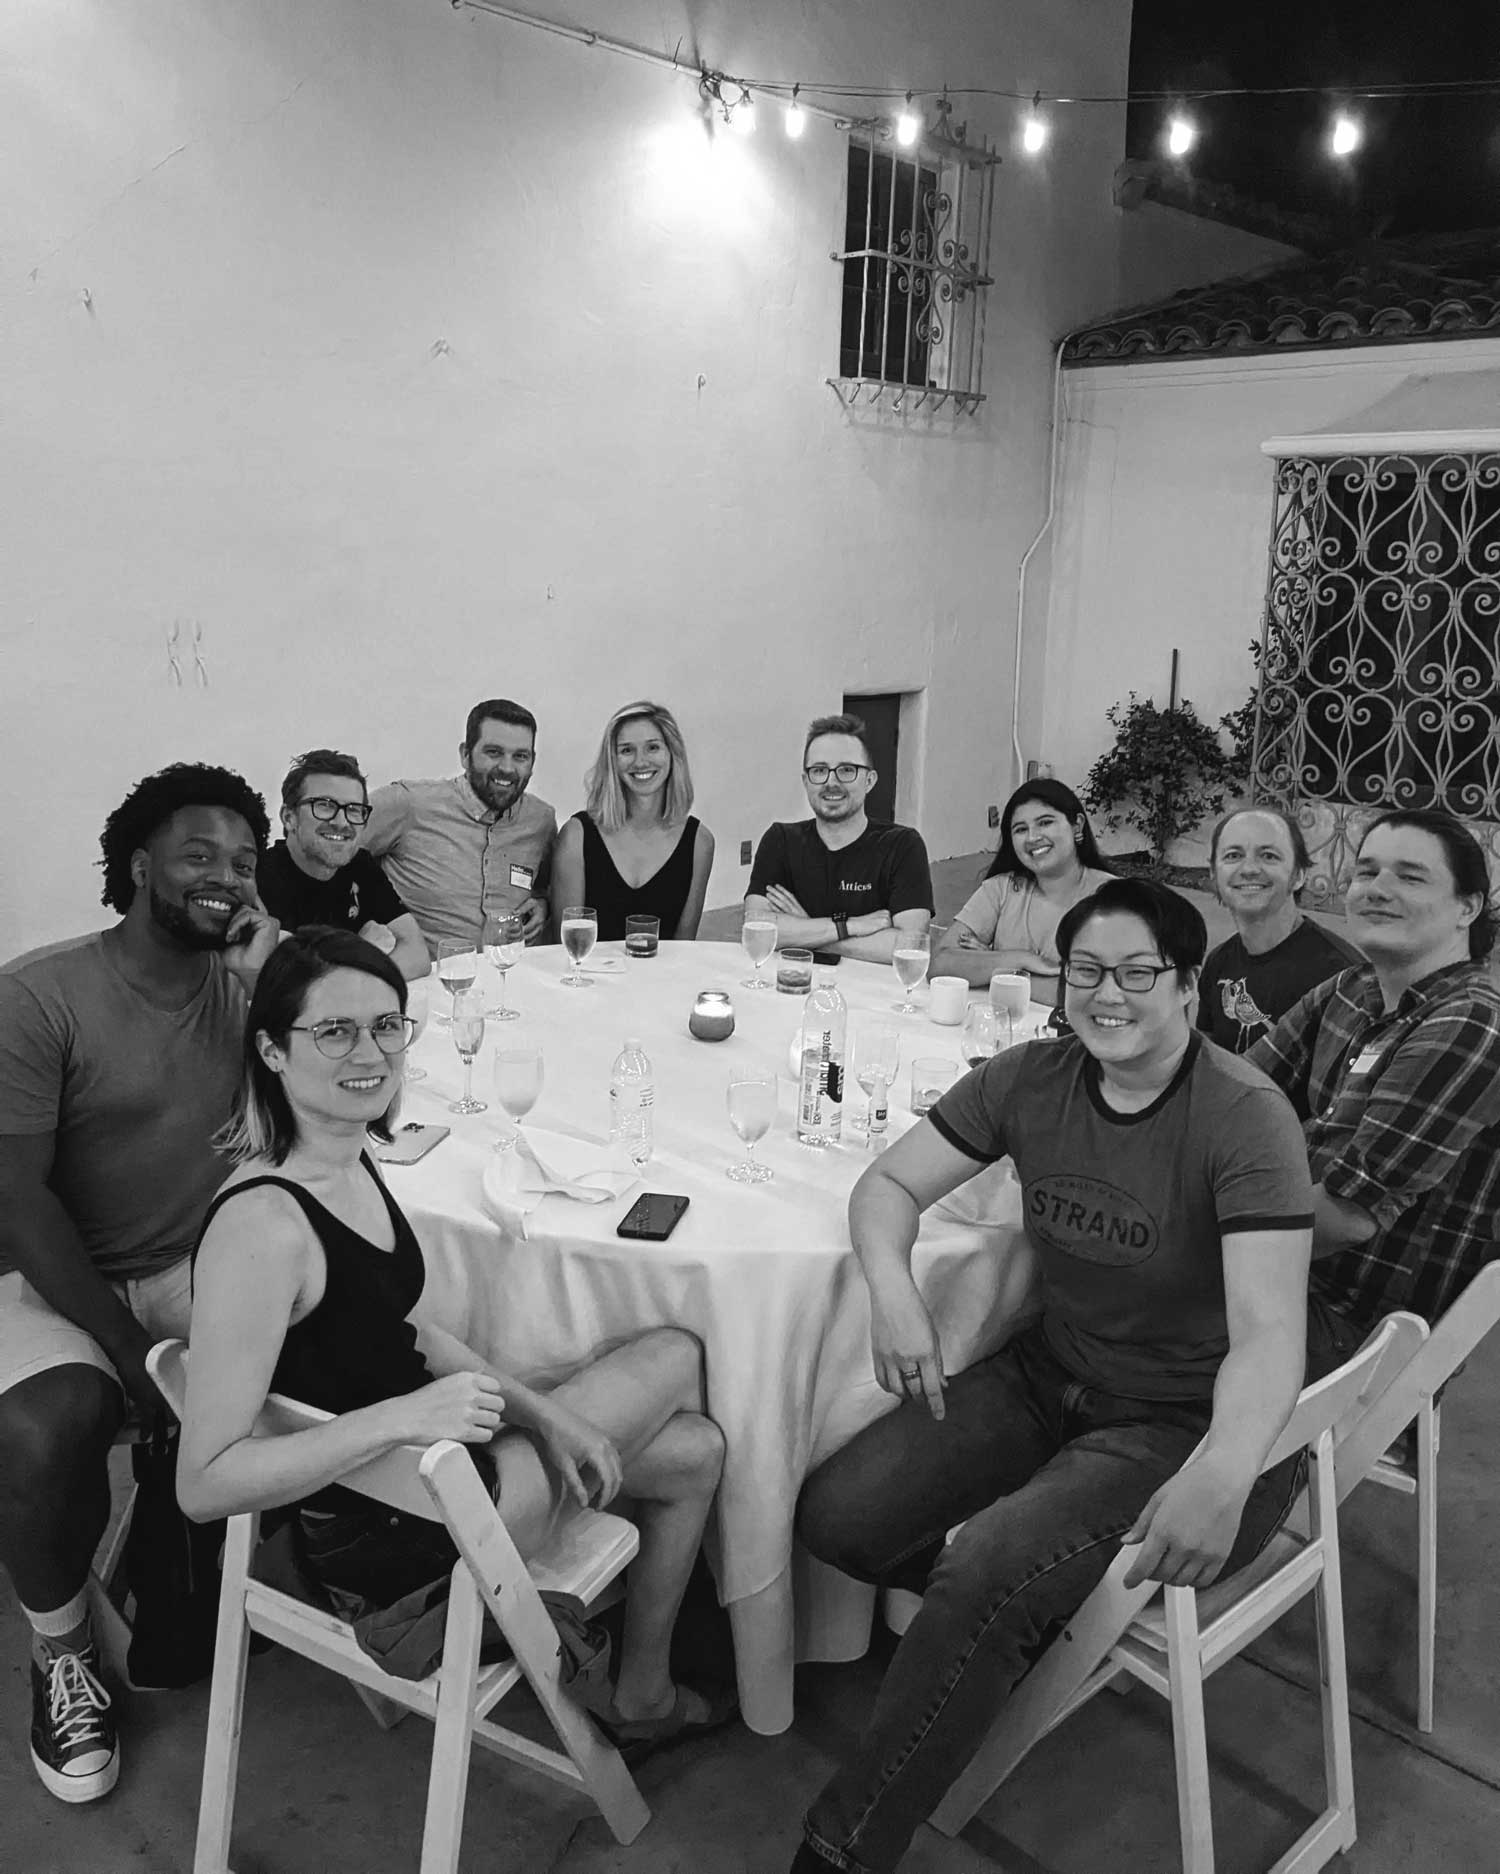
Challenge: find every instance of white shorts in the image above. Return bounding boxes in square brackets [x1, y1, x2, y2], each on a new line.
[0, 1262, 194, 1401]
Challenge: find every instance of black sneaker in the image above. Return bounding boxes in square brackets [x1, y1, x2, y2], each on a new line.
[30, 1642, 119, 1803]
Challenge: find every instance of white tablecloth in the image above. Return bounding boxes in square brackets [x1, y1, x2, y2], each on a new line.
[391, 941, 1041, 1733]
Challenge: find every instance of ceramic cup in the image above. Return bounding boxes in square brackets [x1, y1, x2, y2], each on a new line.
[928, 975, 969, 1025]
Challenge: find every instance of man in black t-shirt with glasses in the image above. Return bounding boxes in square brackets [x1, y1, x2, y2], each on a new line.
[258, 750, 429, 980]
[745, 713, 933, 964]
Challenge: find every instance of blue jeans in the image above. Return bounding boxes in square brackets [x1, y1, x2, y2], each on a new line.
[793, 1321, 1307, 1873]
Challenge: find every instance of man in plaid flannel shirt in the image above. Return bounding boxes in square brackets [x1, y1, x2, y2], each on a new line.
[1251, 808, 1500, 1354]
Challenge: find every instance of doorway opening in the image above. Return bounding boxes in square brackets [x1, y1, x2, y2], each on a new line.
[841, 690, 925, 827]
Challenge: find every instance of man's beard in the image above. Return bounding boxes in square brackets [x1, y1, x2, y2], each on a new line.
[469, 766, 525, 814]
[148, 883, 230, 951]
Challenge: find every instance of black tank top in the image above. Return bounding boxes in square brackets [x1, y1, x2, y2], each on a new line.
[195, 1153, 433, 1416]
[577, 812, 700, 941]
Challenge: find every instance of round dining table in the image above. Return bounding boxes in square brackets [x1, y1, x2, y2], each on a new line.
[390, 940, 1041, 1734]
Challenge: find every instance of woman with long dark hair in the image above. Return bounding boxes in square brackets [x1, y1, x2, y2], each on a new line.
[178, 927, 733, 1752]
[932, 779, 1113, 1001]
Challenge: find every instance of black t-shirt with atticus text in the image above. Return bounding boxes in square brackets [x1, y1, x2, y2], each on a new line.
[746, 819, 933, 921]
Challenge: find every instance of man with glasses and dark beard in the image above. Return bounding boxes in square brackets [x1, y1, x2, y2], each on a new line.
[258, 748, 428, 980]
[745, 713, 933, 963]
[0, 763, 277, 1807]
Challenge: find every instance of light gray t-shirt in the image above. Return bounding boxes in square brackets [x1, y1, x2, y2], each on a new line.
[0, 934, 244, 1281]
[928, 1034, 1313, 1401]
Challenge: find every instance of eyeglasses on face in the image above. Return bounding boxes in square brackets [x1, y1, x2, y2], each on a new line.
[299, 796, 372, 826]
[286, 1014, 416, 1058]
[1062, 960, 1178, 993]
[803, 763, 872, 786]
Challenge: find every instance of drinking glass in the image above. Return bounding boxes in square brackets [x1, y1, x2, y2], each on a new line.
[989, 972, 1032, 1028]
[851, 1022, 901, 1137]
[740, 917, 778, 989]
[448, 991, 487, 1115]
[776, 946, 814, 995]
[403, 973, 429, 1081]
[960, 1003, 1010, 1070]
[437, 937, 479, 1020]
[482, 911, 525, 1022]
[625, 914, 660, 959]
[560, 905, 598, 988]
[911, 1056, 959, 1117]
[493, 1041, 544, 1149]
[891, 930, 932, 1014]
[725, 1066, 777, 1183]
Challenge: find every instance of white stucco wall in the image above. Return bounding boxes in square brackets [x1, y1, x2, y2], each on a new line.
[1, 0, 1310, 954]
[1034, 336, 1500, 859]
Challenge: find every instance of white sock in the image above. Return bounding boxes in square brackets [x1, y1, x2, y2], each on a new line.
[22, 1588, 91, 1646]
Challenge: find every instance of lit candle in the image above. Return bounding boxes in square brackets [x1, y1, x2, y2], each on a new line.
[689, 990, 736, 1041]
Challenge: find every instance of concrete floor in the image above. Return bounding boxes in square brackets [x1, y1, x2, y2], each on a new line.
[8, 860, 1496, 1873]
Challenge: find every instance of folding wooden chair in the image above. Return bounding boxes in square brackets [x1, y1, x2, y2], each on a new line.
[1330, 1259, 1500, 1733]
[147, 1340, 649, 1874]
[931, 1315, 1423, 1874]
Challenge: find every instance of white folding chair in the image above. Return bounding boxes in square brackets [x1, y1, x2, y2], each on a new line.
[147, 1340, 649, 1874]
[84, 1430, 140, 1674]
[1330, 1259, 1500, 1733]
[931, 1315, 1422, 1874]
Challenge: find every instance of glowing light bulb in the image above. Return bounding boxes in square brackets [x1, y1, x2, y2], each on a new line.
[785, 89, 806, 139]
[733, 86, 755, 134]
[1166, 113, 1197, 158]
[1021, 110, 1048, 155]
[1330, 112, 1361, 157]
[896, 95, 920, 148]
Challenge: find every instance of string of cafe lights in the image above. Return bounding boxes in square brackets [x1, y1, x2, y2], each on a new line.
[455, 0, 1500, 163]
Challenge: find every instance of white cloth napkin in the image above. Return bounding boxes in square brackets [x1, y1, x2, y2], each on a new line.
[481, 1127, 637, 1238]
[579, 953, 626, 975]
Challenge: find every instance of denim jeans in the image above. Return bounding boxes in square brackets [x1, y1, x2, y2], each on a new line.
[793, 1321, 1306, 1873]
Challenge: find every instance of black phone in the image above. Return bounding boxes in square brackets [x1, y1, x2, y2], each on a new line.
[616, 1193, 691, 1241]
[810, 949, 843, 966]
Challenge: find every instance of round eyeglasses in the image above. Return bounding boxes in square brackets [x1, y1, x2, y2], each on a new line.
[803, 763, 872, 786]
[286, 1015, 417, 1058]
[1061, 960, 1177, 994]
[299, 796, 372, 826]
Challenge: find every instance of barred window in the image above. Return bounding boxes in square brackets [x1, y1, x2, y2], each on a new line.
[829, 115, 998, 415]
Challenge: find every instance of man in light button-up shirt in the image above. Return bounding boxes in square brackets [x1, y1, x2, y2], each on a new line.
[366, 698, 557, 955]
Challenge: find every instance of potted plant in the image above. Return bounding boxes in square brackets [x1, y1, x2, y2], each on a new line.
[1083, 692, 1245, 876]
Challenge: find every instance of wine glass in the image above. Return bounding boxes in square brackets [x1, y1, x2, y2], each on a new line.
[891, 930, 932, 1014]
[740, 917, 778, 989]
[493, 1041, 544, 1149]
[437, 937, 479, 1022]
[851, 1022, 901, 1138]
[960, 1003, 1009, 1070]
[482, 911, 525, 1022]
[448, 991, 487, 1115]
[560, 905, 597, 988]
[725, 1066, 777, 1183]
[402, 972, 430, 1082]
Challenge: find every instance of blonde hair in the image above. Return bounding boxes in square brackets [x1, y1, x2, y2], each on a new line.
[584, 701, 695, 834]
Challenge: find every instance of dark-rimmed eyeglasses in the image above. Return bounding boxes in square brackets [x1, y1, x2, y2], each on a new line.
[1062, 960, 1178, 994]
[299, 796, 371, 826]
[286, 1015, 416, 1058]
[803, 763, 872, 786]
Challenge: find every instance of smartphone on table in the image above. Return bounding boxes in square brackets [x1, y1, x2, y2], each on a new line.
[616, 1193, 691, 1241]
[372, 1122, 450, 1165]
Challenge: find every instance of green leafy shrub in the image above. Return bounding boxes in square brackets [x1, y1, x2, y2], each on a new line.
[1083, 693, 1246, 873]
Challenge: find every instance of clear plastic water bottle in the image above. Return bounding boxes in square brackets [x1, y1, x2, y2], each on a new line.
[609, 1037, 655, 1168]
[796, 970, 847, 1147]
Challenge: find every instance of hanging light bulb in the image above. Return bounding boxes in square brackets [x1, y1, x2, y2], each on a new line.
[1165, 112, 1197, 158]
[733, 84, 755, 134]
[895, 93, 920, 148]
[1021, 93, 1049, 155]
[1330, 111, 1362, 157]
[785, 84, 806, 139]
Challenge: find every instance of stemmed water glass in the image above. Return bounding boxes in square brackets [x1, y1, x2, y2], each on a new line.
[448, 990, 487, 1115]
[891, 930, 932, 1014]
[851, 1022, 901, 1139]
[960, 1003, 1009, 1070]
[402, 973, 430, 1081]
[725, 1066, 777, 1183]
[437, 937, 479, 1024]
[493, 1040, 544, 1149]
[740, 917, 778, 990]
[560, 905, 597, 988]
[482, 911, 525, 1022]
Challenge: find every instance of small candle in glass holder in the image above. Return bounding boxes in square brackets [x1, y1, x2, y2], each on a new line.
[689, 990, 736, 1041]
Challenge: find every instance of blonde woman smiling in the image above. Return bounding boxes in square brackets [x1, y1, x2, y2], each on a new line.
[551, 702, 715, 942]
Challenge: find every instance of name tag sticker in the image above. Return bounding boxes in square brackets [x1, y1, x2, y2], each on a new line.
[509, 864, 535, 891]
[1350, 1048, 1383, 1076]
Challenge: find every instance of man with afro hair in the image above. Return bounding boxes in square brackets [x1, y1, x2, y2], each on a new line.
[0, 762, 277, 1806]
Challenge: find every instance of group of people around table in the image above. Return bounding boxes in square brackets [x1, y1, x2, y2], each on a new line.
[2, 695, 1498, 1874]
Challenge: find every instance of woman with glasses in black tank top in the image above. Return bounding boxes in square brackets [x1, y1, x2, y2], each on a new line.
[178, 926, 733, 1752]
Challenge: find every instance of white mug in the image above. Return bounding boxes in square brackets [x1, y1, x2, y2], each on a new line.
[928, 976, 969, 1025]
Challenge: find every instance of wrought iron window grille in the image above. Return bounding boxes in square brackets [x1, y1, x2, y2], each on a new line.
[828, 100, 999, 417]
[1251, 451, 1500, 907]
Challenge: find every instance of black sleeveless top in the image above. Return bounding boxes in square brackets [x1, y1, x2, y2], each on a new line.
[195, 1153, 433, 1417]
[575, 812, 700, 941]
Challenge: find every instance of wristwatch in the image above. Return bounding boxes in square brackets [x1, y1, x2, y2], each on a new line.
[833, 915, 850, 943]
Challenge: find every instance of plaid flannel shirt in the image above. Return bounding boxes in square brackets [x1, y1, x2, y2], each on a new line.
[1249, 960, 1500, 1333]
